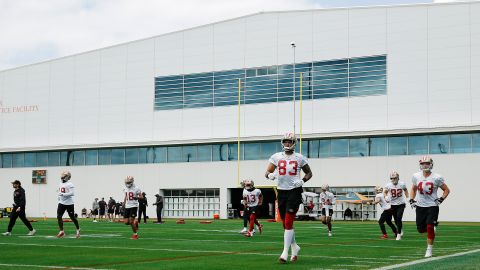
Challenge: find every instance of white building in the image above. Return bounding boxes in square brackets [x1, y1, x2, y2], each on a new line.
[1, 1, 479, 221]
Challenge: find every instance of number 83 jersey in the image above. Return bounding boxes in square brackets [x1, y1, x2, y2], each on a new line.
[269, 152, 308, 190]
[411, 172, 445, 207]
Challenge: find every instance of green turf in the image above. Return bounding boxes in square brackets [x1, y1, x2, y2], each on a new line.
[0, 219, 478, 270]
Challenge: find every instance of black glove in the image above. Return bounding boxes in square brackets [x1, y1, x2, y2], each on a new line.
[409, 199, 417, 208]
[435, 197, 444, 205]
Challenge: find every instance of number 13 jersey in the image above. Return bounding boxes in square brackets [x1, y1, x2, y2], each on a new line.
[411, 172, 445, 207]
[269, 152, 308, 190]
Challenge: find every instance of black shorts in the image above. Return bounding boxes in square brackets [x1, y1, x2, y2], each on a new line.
[277, 187, 303, 216]
[108, 208, 114, 214]
[244, 206, 261, 216]
[57, 204, 75, 218]
[124, 207, 138, 218]
[99, 209, 106, 215]
[416, 206, 439, 230]
[321, 208, 334, 217]
[92, 209, 98, 215]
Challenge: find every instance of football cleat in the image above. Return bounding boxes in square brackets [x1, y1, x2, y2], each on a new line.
[258, 224, 263, 234]
[131, 234, 139, 240]
[291, 243, 300, 262]
[56, 231, 65, 238]
[27, 229, 36, 236]
[239, 228, 247, 234]
[278, 255, 288, 264]
[400, 230, 404, 236]
[76, 229, 81, 238]
[244, 231, 253, 238]
[396, 234, 402, 241]
[328, 231, 333, 237]
[425, 248, 433, 258]
[381, 234, 388, 239]
[2, 232, 11, 236]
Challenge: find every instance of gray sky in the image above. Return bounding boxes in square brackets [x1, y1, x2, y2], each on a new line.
[0, 0, 437, 71]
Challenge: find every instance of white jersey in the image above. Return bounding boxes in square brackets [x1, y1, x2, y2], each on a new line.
[375, 193, 391, 211]
[412, 171, 445, 207]
[58, 181, 75, 205]
[268, 152, 308, 190]
[384, 181, 407, 205]
[319, 191, 336, 210]
[123, 185, 142, 209]
[243, 188, 262, 207]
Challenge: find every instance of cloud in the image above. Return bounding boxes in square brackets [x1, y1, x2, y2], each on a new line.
[0, 0, 432, 71]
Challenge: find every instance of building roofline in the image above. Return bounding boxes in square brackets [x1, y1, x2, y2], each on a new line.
[0, 0, 476, 73]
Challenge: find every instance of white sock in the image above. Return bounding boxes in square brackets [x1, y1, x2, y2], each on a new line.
[427, 244, 433, 250]
[290, 230, 300, 256]
[282, 229, 294, 258]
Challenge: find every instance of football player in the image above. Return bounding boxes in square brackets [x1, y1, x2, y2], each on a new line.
[242, 180, 263, 237]
[239, 180, 249, 234]
[410, 156, 450, 257]
[123, 176, 142, 240]
[319, 184, 335, 237]
[384, 171, 409, 240]
[265, 132, 312, 263]
[56, 171, 81, 238]
[369, 186, 397, 239]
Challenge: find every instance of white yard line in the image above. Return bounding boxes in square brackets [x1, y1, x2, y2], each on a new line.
[371, 248, 480, 270]
[0, 242, 406, 261]
[0, 263, 113, 270]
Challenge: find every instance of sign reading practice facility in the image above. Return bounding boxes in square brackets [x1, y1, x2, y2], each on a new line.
[0, 100, 39, 114]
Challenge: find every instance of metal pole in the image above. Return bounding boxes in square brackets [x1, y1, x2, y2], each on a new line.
[291, 42, 296, 134]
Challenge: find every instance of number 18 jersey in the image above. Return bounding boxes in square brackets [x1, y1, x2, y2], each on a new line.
[411, 172, 445, 207]
[269, 152, 308, 190]
[123, 185, 142, 209]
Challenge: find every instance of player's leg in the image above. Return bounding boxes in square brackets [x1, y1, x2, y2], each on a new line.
[396, 204, 405, 239]
[327, 209, 333, 236]
[130, 207, 139, 239]
[385, 211, 397, 236]
[123, 208, 131, 225]
[416, 207, 427, 233]
[56, 204, 67, 237]
[253, 207, 263, 234]
[66, 205, 81, 238]
[281, 188, 302, 263]
[424, 206, 439, 257]
[379, 211, 388, 238]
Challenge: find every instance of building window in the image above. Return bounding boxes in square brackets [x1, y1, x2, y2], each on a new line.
[163, 188, 220, 218]
[154, 55, 387, 111]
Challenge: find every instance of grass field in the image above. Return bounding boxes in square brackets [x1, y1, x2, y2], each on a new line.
[0, 218, 478, 270]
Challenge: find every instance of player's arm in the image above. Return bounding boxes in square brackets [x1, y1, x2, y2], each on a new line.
[410, 184, 417, 201]
[403, 186, 409, 199]
[265, 163, 276, 179]
[437, 183, 450, 204]
[301, 164, 313, 183]
[138, 191, 143, 200]
[383, 188, 389, 198]
[123, 192, 127, 206]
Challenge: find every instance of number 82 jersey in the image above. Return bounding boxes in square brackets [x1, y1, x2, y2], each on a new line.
[269, 152, 308, 190]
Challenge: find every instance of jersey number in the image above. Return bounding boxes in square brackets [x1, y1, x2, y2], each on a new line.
[278, 160, 298, 176]
[60, 187, 65, 193]
[247, 194, 256, 203]
[418, 182, 434, 195]
[391, 189, 402, 198]
[126, 192, 135, 201]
